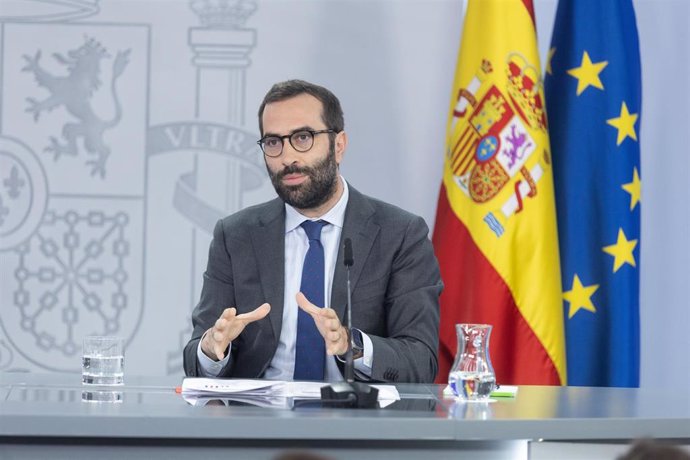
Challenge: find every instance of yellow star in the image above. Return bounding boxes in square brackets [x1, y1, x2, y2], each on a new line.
[602, 228, 638, 273]
[622, 167, 642, 210]
[567, 51, 608, 96]
[563, 274, 599, 319]
[546, 47, 556, 75]
[607, 102, 639, 146]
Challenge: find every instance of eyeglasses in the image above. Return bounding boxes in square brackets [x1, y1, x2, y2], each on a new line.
[257, 129, 336, 157]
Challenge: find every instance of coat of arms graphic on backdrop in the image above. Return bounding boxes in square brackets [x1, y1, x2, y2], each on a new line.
[0, 22, 148, 372]
[447, 54, 549, 237]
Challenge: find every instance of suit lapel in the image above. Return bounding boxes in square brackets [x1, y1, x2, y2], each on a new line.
[250, 198, 286, 343]
[331, 186, 379, 322]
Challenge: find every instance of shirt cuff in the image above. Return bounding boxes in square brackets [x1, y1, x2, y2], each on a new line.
[353, 330, 373, 377]
[196, 331, 230, 377]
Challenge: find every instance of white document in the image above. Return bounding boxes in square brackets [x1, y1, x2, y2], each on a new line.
[181, 378, 400, 407]
[181, 378, 282, 396]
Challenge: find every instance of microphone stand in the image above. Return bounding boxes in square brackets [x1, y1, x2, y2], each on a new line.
[320, 239, 379, 409]
[344, 262, 354, 382]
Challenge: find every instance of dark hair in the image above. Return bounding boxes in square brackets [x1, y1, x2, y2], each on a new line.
[618, 440, 690, 460]
[258, 79, 345, 135]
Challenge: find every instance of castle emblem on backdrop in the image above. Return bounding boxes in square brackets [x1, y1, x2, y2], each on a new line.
[448, 54, 551, 237]
[22, 37, 131, 177]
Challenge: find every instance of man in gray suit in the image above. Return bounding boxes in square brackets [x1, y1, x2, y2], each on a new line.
[183, 80, 442, 383]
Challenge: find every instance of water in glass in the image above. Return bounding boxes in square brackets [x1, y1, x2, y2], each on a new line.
[82, 355, 124, 385]
[449, 370, 496, 399]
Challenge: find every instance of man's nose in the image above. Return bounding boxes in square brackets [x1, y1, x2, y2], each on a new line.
[280, 139, 301, 165]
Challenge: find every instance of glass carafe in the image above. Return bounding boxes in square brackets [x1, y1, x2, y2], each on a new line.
[448, 324, 496, 400]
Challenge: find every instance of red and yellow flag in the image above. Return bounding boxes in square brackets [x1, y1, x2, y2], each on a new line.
[433, 0, 566, 385]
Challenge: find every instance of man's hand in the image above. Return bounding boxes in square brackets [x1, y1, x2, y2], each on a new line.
[296, 292, 349, 356]
[201, 303, 271, 361]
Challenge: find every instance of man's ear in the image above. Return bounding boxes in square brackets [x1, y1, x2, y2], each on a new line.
[335, 131, 348, 164]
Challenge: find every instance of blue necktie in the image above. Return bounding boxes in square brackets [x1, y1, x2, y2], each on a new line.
[294, 220, 327, 381]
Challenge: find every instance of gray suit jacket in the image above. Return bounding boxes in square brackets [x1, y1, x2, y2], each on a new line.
[182, 185, 442, 383]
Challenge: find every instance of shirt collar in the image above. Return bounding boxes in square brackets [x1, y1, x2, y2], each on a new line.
[285, 176, 349, 233]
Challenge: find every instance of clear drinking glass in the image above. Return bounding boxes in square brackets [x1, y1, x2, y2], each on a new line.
[82, 336, 124, 386]
[448, 324, 496, 400]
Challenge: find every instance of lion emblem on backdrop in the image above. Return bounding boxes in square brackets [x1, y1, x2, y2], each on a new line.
[22, 37, 130, 178]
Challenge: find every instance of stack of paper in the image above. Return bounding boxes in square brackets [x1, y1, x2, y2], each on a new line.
[180, 378, 401, 408]
[180, 379, 286, 407]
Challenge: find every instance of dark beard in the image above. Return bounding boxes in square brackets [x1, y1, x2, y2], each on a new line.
[267, 145, 339, 210]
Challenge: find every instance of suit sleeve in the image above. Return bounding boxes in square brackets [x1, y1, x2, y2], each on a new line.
[183, 219, 237, 377]
[367, 216, 443, 383]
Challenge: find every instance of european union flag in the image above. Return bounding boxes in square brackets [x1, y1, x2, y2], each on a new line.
[545, 0, 641, 387]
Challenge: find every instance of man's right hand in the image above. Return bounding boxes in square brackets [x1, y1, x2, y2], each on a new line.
[201, 303, 271, 361]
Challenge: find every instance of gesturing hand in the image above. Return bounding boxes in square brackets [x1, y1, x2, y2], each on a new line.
[296, 292, 349, 356]
[201, 303, 271, 361]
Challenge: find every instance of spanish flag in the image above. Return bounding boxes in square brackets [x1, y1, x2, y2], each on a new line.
[433, 0, 566, 385]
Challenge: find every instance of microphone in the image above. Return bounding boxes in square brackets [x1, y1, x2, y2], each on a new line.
[343, 238, 354, 383]
[344, 238, 354, 267]
[320, 238, 379, 409]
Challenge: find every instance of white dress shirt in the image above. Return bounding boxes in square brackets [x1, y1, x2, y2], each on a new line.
[197, 177, 373, 380]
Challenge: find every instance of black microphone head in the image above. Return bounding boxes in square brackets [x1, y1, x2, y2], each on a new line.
[343, 238, 354, 267]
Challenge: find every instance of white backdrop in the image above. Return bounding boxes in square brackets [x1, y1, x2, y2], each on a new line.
[0, 0, 687, 388]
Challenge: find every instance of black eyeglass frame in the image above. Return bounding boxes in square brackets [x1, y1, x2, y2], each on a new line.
[257, 129, 337, 157]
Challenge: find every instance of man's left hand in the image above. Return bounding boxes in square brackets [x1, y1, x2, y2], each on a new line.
[296, 292, 349, 356]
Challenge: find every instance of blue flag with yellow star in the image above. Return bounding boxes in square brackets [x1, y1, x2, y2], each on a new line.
[545, 0, 641, 387]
